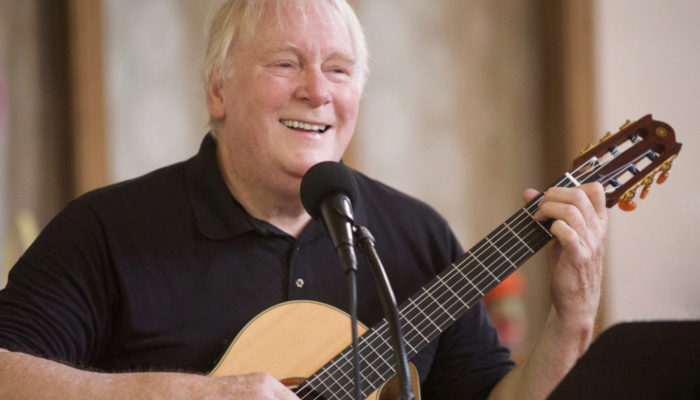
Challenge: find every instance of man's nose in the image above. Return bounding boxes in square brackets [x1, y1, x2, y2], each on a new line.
[295, 69, 332, 107]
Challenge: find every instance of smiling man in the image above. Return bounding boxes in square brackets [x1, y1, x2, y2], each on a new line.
[207, 0, 361, 237]
[0, 1, 606, 399]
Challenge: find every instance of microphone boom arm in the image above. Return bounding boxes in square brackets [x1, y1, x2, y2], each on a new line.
[355, 225, 415, 400]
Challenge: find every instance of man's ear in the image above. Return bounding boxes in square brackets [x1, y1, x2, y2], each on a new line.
[207, 72, 226, 119]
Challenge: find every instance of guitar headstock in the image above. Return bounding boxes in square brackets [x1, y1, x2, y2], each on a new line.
[572, 115, 682, 210]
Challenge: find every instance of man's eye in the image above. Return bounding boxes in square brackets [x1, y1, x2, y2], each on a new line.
[277, 62, 293, 68]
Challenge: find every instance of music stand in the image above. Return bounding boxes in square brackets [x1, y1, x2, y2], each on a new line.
[549, 320, 700, 399]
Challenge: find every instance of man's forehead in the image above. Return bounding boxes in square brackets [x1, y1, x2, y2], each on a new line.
[251, 6, 355, 57]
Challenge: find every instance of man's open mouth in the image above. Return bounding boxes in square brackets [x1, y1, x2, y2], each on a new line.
[280, 119, 330, 133]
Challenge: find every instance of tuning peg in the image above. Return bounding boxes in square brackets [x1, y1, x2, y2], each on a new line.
[579, 143, 594, 155]
[656, 160, 673, 184]
[639, 175, 654, 199]
[619, 119, 633, 131]
[598, 131, 612, 144]
[618, 189, 637, 211]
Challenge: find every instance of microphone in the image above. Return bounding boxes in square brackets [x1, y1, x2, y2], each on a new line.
[300, 161, 359, 273]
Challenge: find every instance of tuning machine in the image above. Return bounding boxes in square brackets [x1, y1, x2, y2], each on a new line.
[656, 159, 674, 184]
[617, 158, 676, 211]
[618, 189, 637, 211]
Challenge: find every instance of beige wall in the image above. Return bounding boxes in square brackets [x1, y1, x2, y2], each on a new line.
[0, 2, 7, 287]
[593, 0, 700, 323]
[1, 1, 74, 286]
[353, 1, 552, 345]
[102, 0, 211, 182]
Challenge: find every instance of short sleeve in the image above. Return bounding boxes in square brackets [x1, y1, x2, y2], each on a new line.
[0, 199, 115, 366]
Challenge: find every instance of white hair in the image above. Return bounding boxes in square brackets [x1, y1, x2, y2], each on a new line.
[203, 0, 369, 137]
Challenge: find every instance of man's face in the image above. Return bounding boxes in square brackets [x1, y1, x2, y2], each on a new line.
[209, 2, 360, 195]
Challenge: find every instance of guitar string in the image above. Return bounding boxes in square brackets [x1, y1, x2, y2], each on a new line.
[302, 197, 554, 400]
[311, 199, 563, 398]
[301, 215, 535, 396]
[300, 158, 606, 399]
[301, 167, 585, 400]
[334, 140, 655, 397]
[310, 133, 658, 398]
[300, 160, 599, 400]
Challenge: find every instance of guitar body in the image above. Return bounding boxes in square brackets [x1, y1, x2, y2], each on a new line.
[209, 300, 421, 400]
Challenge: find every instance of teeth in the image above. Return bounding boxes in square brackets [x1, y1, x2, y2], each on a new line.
[281, 120, 328, 132]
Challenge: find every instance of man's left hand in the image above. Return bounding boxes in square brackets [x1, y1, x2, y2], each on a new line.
[525, 182, 608, 351]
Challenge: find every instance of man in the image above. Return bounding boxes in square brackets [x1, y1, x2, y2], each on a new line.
[0, 0, 607, 399]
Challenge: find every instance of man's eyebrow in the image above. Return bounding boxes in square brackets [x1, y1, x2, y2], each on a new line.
[327, 51, 357, 65]
[262, 43, 356, 64]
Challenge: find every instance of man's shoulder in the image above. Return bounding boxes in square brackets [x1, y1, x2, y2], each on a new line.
[350, 168, 448, 225]
[78, 158, 192, 211]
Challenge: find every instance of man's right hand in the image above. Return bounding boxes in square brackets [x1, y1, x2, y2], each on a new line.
[0, 349, 300, 400]
[207, 372, 301, 399]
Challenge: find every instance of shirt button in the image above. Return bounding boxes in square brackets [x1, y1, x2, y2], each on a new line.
[295, 278, 305, 288]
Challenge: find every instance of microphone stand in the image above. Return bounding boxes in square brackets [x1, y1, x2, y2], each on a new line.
[322, 195, 362, 400]
[355, 225, 414, 400]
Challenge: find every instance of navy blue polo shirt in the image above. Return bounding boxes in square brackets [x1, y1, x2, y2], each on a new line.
[0, 134, 512, 399]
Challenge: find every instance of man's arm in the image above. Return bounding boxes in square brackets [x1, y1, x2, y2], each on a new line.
[0, 348, 299, 400]
[487, 183, 607, 399]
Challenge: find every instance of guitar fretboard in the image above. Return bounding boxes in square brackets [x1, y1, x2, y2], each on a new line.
[297, 161, 601, 400]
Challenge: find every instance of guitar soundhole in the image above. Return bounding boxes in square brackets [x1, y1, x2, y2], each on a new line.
[281, 378, 327, 400]
[293, 385, 328, 400]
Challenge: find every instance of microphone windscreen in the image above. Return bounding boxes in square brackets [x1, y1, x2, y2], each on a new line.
[300, 161, 359, 219]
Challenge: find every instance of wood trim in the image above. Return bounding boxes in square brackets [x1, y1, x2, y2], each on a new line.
[562, 0, 607, 335]
[561, 0, 597, 162]
[67, 0, 108, 196]
[540, 0, 605, 333]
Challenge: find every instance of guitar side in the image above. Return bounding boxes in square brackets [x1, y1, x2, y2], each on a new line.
[209, 300, 420, 400]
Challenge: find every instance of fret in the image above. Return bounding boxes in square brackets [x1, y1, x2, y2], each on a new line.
[454, 263, 485, 296]
[397, 315, 419, 354]
[363, 336, 394, 371]
[317, 364, 352, 400]
[467, 249, 501, 283]
[408, 297, 441, 333]
[485, 236, 518, 270]
[522, 207, 554, 238]
[421, 287, 456, 322]
[436, 274, 470, 309]
[356, 351, 383, 391]
[503, 219, 535, 254]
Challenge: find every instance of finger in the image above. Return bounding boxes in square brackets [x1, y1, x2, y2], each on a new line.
[536, 186, 597, 225]
[522, 188, 540, 204]
[548, 219, 581, 252]
[537, 201, 587, 234]
[579, 182, 607, 219]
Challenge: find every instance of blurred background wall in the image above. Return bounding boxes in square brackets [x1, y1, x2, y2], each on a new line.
[594, 0, 700, 323]
[1, 0, 698, 357]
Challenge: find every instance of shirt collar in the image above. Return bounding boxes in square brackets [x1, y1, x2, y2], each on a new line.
[186, 134, 256, 240]
[185, 134, 368, 241]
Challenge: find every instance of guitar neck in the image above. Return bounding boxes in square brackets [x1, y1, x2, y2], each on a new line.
[299, 163, 599, 399]
[295, 115, 682, 400]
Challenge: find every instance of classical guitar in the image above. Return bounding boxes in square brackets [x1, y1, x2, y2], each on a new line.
[209, 115, 682, 400]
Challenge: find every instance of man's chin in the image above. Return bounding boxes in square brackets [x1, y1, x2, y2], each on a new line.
[290, 155, 340, 176]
